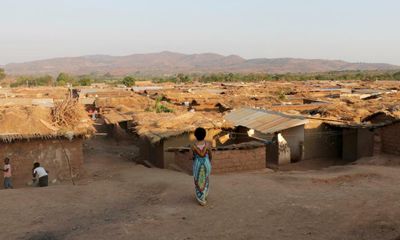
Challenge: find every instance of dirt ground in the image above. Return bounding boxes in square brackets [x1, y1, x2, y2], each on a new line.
[1, 137, 400, 240]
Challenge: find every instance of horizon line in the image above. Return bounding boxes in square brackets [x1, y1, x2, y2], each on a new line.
[1, 50, 398, 67]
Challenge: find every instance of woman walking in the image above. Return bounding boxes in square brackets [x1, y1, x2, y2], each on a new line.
[191, 127, 212, 206]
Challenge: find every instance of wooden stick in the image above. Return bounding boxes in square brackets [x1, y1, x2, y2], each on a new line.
[58, 139, 76, 186]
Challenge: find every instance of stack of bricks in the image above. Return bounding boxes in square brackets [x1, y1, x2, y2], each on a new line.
[174, 146, 266, 174]
[381, 122, 400, 155]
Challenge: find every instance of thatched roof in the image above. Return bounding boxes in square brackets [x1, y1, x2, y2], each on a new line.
[133, 111, 231, 143]
[98, 93, 191, 125]
[102, 106, 135, 124]
[0, 105, 94, 142]
[95, 95, 154, 110]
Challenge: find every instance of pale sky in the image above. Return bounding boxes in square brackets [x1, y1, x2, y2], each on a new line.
[1, 0, 400, 65]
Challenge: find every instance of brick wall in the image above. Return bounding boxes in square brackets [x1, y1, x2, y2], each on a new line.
[381, 122, 400, 155]
[0, 139, 84, 188]
[174, 145, 266, 174]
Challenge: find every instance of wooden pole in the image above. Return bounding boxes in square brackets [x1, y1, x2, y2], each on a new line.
[58, 139, 76, 185]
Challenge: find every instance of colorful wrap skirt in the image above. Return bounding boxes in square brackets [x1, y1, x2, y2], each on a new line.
[193, 153, 212, 205]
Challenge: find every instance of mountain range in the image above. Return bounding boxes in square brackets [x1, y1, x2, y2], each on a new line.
[2, 51, 399, 76]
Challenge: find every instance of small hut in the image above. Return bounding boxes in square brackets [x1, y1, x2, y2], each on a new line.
[362, 111, 400, 156]
[225, 108, 308, 167]
[0, 102, 93, 188]
[95, 95, 156, 140]
[134, 111, 229, 168]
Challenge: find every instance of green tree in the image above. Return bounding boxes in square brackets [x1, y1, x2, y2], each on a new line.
[176, 73, 191, 83]
[35, 75, 53, 86]
[0, 68, 5, 80]
[78, 77, 92, 86]
[393, 71, 400, 81]
[10, 75, 53, 87]
[56, 72, 75, 86]
[122, 76, 135, 87]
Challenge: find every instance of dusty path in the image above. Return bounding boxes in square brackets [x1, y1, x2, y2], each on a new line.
[1, 138, 400, 240]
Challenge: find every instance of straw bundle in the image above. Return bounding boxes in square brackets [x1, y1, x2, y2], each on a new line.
[52, 97, 85, 128]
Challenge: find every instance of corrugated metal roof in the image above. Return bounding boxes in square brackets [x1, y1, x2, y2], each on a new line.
[224, 108, 308, 134]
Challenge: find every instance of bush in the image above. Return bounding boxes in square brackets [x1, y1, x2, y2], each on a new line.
[0, 68, 5, 80]
[56, 72, 75, 86]
[122, 76, 135, 87]
[10, 75, 53, 87]
[78, 78, 92, 86]
[143, 97, 173, 113]
[393, 71, 400, 81]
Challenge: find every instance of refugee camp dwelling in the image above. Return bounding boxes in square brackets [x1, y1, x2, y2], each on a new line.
[0, 105, 93, 188]
[100, 106, 135, 140]
[224, 108, 308, 167]
[362, 111, 400, 156]
[135, 111, 229, 169]
[269, 99, 330, 112]
[378, 120, 400, 156]
[135, 110, 272, 174]
[321, 111, 400, 162]
[94, 95, 155, 140]
[302, 119, 343, 161]
[324, 122, 376, 162]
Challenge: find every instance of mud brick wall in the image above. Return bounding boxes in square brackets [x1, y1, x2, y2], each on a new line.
[381, 123, 400, 155]
[0, 138, 84, 188]
[175, 146, 266, 174]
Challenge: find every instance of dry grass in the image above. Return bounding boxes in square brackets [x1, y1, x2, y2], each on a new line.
[0, 97, 93, 142]
[52, 97, 86, 128]
[133, 111, 231, 143]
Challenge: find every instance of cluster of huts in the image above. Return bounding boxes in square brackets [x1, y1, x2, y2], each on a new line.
[97, 95, 400, 174]
[85, 82, 400, 175]
[1, 82, 399, 188]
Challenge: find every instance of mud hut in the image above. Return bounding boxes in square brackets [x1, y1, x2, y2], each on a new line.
[362, 112, 400, 156]
[0, 102, 93, 188]
[134, 111, 230, 168]
[95, 95, 157, 140]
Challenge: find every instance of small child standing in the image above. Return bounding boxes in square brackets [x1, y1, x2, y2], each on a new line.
[3, 157, 13, 189]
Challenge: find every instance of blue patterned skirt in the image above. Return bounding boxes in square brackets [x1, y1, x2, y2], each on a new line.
[193, 155, 212, 205]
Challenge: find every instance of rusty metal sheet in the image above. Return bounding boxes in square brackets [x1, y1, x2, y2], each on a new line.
[225, 108, 308, 134]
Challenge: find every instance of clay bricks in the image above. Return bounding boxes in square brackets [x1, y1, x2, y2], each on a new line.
[381, 123, 400, 156]
[175, 146, 266, 174]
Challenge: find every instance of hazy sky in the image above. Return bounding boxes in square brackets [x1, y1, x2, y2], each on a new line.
[1, 0, 400, 65]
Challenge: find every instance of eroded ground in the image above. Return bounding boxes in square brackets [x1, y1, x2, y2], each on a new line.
[1, 137, 400, 240]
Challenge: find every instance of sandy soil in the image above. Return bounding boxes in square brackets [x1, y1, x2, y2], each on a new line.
[1, 137, 400, 240]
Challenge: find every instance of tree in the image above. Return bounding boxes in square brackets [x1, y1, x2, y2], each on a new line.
[225, 73, 234, 82]
[122, 76, 135, 87]
[0, 68, 5, 80]
[10, 75, 53, 87]
[56, 72, 74, 86]
[176, 73, 191, 83]
[35, 75, 53, 86]
[104, 72, 112, 78]
[393, 71, 400, 81]
[78, 77, 92, 86]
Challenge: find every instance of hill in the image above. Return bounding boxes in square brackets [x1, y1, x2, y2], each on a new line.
[3, 51, 399, 76]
